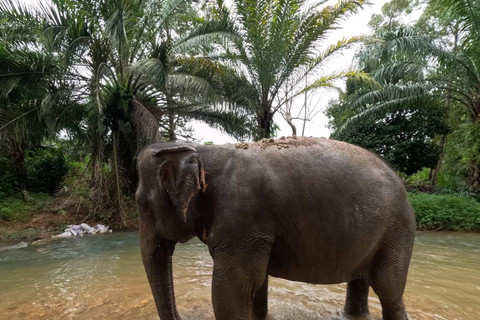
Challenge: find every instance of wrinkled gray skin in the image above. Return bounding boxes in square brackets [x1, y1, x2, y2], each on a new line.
[135, 137, 416, 320]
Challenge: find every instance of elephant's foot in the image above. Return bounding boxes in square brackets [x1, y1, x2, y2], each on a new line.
[379, 299, 408, 320]
[344, 279, 370, 318]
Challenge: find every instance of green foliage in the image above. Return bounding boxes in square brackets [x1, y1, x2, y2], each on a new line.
[408, 192, 480, 231]
[447, 121, 480, 169]
[401, 166, 468, 193]
[327, 73, 449, 175]
[220, 0, 366, 139]
[401, 167, 431, 190]
[436, 170, 468, 192]
[0, 193, 52, 221]
[368, 0, 414, 31]
[350, 0, 480, 192]
[0, 0, 259, 224]
[25, 146, 70, 194]
[61, 157, 91, 198]
[0, 156, 16, 198]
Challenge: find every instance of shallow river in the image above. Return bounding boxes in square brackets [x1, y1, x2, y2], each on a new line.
[0, 232, 479, 320]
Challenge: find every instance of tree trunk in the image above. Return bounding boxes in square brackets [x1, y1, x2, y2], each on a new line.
[284, 96, 296, 136]
[257, 108, 273, 140]
[117, 123, 138, 194]
[468, 166, 480, 193]
[466, 114, 480, 192]
[286, 116, 297, 136]
[112, 134, 127, 226]
[302, 76, 308, 136]
[430, 135, 447, 188]
[10, 146, 29, 201]
[168, 111, 176, 141]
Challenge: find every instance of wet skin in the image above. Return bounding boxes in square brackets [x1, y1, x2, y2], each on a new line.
[135, 137, 416, 320]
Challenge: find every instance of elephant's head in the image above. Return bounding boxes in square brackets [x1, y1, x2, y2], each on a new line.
[136, 145, 207, 242]
[136, 145, 206, 320]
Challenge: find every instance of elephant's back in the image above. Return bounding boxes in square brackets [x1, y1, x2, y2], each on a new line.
[196, 138, 414, 284]
[248, 136, 394, 174]
[231, 137, 414, 284]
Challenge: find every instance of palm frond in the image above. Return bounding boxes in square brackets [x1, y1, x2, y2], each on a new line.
[297, 70, 379, 98]
[282, 36, 364, 92]
[0, 46, 58, 98]
[440, 0, 480, 37]
[337, 93, 432, 135]
[0, 100, 41, 131]
[349, 82, 432, 111]
[131, 99, 162, 141]
[155, 0, 186, 31]
[176, 106, 253, 141]
[135, 57, 167, 89]
[172, 16, 238, 54]
[106, 8, 127, 47]
[168, 73, 219, 102]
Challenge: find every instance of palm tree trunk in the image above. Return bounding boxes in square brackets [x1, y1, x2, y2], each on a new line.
[467, 105, 480, 192]
[10, 145, 29, 201]
[430, 135, 447, 188]
[112, 133, 126, 226]
[168, 111, 176, 141]
[257, 107, 273, 140]
[468, 166, 480, 192]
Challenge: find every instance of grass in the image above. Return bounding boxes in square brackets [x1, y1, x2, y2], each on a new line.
[0, 193, 53, 222]
[408, 192, 480, 231]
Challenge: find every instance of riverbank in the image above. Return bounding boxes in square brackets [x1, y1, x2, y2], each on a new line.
[2, 191, 479, 248]
[408, 192, 480, 232]
[0, 211, 106, 247]
[0, 193, 138, 247]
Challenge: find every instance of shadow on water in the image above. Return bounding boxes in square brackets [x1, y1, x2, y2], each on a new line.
[0, 231, 479, 319]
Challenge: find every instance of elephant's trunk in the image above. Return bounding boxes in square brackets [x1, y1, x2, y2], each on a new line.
[140, 225, 181, 320]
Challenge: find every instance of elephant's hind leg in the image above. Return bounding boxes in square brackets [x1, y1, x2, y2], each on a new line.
[370, 246, 412, 320]
[371, 271, 409, 320]
[344, 279, 370, 318]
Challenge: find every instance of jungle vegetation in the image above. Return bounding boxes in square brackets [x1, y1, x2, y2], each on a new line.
[1, 0, 480, 229]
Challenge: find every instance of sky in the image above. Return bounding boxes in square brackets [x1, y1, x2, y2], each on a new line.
[192, 0, 391, 144]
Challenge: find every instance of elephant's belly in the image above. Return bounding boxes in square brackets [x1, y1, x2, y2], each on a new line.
[266, 242, 373, 285]
[267, 262, 354, 285]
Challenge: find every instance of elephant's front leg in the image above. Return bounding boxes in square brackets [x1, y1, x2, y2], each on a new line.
[211, 245, 271, 320]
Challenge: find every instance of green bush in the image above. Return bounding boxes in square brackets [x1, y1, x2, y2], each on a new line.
[408, 192, 480, 231]
[25, 146, 70, 194]
[0, 193, 52, 221]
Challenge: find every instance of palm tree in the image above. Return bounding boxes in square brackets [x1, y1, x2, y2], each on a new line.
[215, 0, 365, 140]
[0, 0, 253, 222]
[0, 27, 66, 200]
[341, 0, 480, 191]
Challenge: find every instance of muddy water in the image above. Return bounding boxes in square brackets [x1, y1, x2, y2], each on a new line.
[0, 232, 479, 320]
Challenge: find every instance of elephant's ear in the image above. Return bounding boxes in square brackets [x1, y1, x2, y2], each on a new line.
[152, 146, 206, 222]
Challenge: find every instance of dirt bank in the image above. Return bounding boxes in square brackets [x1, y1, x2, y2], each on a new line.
[0, 196, 139, 247]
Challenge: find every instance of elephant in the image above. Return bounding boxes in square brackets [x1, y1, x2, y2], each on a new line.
[135, 137, 416, 320]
